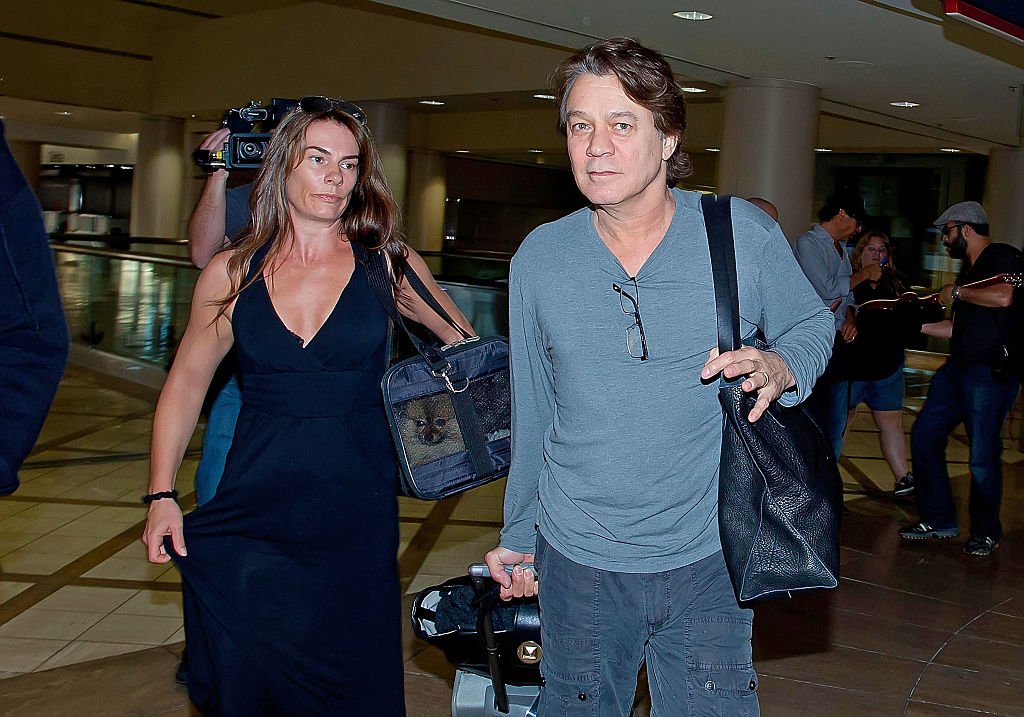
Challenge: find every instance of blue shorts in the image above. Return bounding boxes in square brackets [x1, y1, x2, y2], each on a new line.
[849, 363, 905, 412]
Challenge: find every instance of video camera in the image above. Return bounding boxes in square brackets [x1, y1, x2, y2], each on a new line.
[193, 98, 297, 173]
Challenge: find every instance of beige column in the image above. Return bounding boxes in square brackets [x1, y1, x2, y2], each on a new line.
[717, 79, 820, 242]
[405, 150, 446, 252]
[129, 116, 185, 239]
[984, 147, 1024, 249]
[7, 140, 41, 190]
[361, 102, 409, 212]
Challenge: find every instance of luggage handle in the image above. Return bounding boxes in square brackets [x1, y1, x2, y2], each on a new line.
[467, 563, 512, 715]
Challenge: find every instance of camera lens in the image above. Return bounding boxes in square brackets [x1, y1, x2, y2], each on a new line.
[237, 142, 262, 159]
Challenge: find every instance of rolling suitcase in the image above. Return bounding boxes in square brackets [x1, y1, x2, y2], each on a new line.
[412, 565, 542, 717]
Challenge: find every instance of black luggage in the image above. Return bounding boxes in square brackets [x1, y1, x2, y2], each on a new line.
[411, 565, 541, 716]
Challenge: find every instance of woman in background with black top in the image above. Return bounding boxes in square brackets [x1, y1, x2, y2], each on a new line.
[843, 231, 916, 496]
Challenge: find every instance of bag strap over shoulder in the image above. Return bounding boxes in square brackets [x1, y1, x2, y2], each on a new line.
[354, 242, 470, 371]
[700, 194, 741, 355]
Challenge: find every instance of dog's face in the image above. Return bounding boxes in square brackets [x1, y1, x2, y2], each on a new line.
[405, 396, 456, 445]
[398, 395, 465, 467]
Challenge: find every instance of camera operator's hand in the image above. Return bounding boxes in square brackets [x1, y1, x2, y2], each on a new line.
[188, 128, 234, 268]
[197, 128, 232, 181]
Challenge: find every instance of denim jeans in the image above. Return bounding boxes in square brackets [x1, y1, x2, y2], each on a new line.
[193, 376, 242, 506]
[534, 535, 758, 717]
[825, 379, 851, 461]
[910, 362, 1019, 540]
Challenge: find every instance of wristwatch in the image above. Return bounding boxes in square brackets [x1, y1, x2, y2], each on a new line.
[951, 285, 962, 303]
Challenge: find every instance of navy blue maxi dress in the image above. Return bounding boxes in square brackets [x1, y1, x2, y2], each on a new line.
[170, 253, 405, 716]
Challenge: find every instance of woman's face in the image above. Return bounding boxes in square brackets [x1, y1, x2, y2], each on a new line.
[861, 237, 889, 267]
[285, 119, 360, 227]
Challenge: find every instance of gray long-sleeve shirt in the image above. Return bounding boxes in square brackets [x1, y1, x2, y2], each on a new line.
[500, 190, 834, 573]
[794, 223, 853, 331]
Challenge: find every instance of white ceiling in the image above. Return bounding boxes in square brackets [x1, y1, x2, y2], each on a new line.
[372, 0, 1024, 150]
[1, 0, 1020, 156]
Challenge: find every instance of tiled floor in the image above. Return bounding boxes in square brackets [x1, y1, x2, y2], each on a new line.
[1, 362, 1023, 715]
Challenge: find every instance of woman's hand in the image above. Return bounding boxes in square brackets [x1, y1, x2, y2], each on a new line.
[702, 347, 796, 422]
[142, 499, 186, 564]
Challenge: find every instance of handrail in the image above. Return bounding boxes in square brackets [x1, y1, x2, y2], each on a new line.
[419, 250, 512, 265]
[53, 234, 188, 246]
[51, 242, 197, 269]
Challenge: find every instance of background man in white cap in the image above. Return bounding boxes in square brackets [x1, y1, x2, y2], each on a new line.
[899, 201, 1023, 556]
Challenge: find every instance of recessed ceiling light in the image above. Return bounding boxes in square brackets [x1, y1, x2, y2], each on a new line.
[527, 149, 543, 153]
[456, 149, 470, 153]
[55, 111, 72, 116]
[533, 93, 556, 100]
[673, 11, 713, 21]
[834, 60, 875, 70]
[940, 148, 961, 153]
[815, 148, 833, 152]
[889, 101, 920, 108]
[705, 147, 720, 152]
[419, 100, 445, 106]
[680, 87, 707, 94]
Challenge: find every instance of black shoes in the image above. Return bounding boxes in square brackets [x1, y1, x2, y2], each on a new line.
[175, 651, 188, 686]
[893, 472, 914, 497]
[899, 521, 958, 540]
[963, 535, 998, 556]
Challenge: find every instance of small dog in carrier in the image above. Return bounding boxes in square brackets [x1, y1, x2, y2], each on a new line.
[412, 564, 541, 717]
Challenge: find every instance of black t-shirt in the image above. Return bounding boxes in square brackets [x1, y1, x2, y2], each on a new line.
[225, 182, 253, 243]
[849, 281, 908, 380]
[950, 242, 1024, 366]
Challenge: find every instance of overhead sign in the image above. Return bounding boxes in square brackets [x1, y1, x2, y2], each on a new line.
[944, 0, 1024, 43]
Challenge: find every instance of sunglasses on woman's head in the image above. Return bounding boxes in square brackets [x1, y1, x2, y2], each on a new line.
[298, 96, 367, 126]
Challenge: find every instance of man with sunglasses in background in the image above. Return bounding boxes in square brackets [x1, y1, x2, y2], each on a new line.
[179, 96, 365, 684]
[900, 201, 1023, 556]
[485, 38, 833, 717]
[795, 192, 883, 464]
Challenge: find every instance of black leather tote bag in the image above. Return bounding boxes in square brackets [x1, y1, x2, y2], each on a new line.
[702, 194, 842, 602]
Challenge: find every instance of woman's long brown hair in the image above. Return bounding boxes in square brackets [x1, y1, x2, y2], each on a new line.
[214, 106, 407, 319]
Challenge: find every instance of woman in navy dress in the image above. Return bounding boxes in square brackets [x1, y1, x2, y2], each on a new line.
[142, 99, 471, 716]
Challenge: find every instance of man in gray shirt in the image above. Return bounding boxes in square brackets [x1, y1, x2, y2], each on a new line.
[794, 194, 880, 460]
[485, 38, 833, 717]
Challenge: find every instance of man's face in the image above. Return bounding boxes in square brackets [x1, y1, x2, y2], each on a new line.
[837, 209, 862, 242]
[285, 119, 360, 226]
[564, 73, 677, 209]
[941, 222, 968, 259]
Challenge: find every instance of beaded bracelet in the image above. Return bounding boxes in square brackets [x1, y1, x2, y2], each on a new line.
[141, 489, 179, 505]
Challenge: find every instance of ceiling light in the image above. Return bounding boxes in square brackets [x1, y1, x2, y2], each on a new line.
[533, 93, 556, 100]
[527, 149, 543, 153]
[889, 101, 920, 108]
[815, 148, 833, 152]
[940, 148, 961, 153]
[680, 87, 707, 94]
[55, 111, 72, 116]
[834, 60, 875, 70]
[456, 150, 470, 153]
[419, 100, 445, 106]
[705, 147, 720, 152]
[673, 11, 713, 21]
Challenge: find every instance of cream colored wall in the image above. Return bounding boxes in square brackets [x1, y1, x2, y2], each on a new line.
[150, 3, 568, 115]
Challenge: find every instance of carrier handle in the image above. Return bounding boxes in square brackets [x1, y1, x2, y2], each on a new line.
[468, 565, 511, 715]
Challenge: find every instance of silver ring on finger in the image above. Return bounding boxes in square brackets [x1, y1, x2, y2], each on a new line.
[755, 370, 771, 389]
